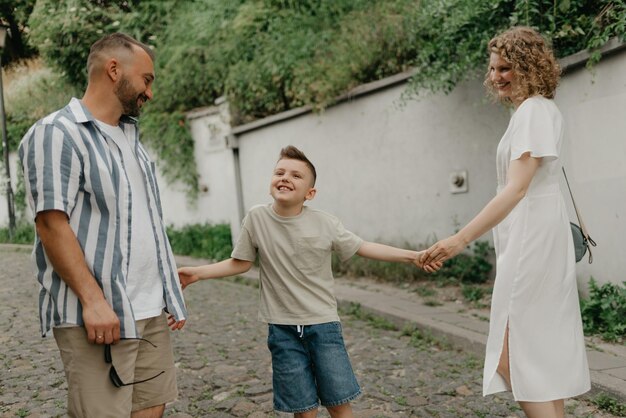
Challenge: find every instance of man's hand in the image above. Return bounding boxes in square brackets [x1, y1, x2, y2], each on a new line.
[177, 267, 200, 290]
[36, 210, 121, 345]
[82, 298, 120, 345]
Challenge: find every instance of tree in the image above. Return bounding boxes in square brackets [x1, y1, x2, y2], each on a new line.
[0, 0, 37, 66]
[9, 0, 626, 198]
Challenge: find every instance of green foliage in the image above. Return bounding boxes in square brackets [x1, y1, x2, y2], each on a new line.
[433, 241, 493, 284]
[27, 0, 179, 88]
[405, 0, 626, 98]
[332, 243, 429, 283]
[140, 111, 199, 199]
[400, 324, 449, 350]
[580, 277, 626, 342]
[341, 302, 398, 331]
[404, 0, 512, 98]
[591, 393, 626, 416]
[4, 61, 80, 150]
[25, 0, 199, 196]
[28, 1, 121, 88]
[0, 0, 38, 66]
[13, 0, 626, 197]
[0, 221, 35, 244]
[166, 223, 232, 261]
[461, 284, 487, 304]
[333, 240, 493, 285]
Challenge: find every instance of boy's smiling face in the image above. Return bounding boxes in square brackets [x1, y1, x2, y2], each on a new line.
[270, 158, 316, 207]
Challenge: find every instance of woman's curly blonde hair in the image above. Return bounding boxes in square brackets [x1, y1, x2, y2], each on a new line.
[484, 26, 561, 104]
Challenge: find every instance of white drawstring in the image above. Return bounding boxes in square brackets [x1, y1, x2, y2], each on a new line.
[296, 325, 304, 338]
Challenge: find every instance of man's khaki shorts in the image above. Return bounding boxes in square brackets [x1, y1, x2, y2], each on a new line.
[53, 311, 177, 417]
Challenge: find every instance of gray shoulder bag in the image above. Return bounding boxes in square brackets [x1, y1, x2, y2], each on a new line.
[562, 167, 597, 263]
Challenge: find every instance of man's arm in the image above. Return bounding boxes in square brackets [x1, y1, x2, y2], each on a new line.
[178, 258, 253, 289]
[36, 210, 120, 345]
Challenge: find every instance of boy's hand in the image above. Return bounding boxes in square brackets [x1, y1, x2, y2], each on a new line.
[413, 251, 443, 273]
[177, 266, 200, 290]
[167, 314, 186, 331]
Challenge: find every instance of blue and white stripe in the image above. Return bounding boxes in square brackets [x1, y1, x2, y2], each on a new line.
[19, 98, 187, 337]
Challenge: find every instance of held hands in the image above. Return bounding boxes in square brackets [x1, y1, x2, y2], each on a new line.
[420, 234, 467, 266]
[177, 266, 200, 290]
[413, 251, 443, 273]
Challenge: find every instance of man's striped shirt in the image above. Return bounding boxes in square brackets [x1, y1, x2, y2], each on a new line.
[19, 98, 187, 337]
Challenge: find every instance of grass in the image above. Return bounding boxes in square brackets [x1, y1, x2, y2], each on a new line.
[591, 393, 626, 416]
[340, 303, 398, 331]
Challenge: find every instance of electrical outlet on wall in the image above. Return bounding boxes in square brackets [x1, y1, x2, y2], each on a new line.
[449, 170, 468, 194]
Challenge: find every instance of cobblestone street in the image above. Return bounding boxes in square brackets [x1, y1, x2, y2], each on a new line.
[0, 248, 619, 417]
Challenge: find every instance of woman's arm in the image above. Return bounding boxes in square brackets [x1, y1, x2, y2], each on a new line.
[421, 153, 541, 265]
[178, 258, 253, 289]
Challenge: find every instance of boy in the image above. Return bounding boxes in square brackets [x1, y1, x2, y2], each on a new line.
[178, 146, 440, 417]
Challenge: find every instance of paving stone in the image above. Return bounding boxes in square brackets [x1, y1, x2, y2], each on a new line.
[1, 248, 622, 418]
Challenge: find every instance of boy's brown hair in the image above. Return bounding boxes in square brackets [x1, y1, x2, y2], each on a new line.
[278, 145, 317, 186]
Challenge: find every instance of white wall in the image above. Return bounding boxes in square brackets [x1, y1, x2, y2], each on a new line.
[236, 79, 509, 248]
[555, 51, 626, 287]
[158, 101, 242, 239]
[4, 48, 624, 289]
[230, 50, 626, 288]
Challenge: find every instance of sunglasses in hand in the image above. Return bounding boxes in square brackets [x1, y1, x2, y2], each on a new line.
[104, 338, 165, 388]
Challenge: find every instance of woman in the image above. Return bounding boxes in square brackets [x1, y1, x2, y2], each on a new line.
[421, 27, 590, 418]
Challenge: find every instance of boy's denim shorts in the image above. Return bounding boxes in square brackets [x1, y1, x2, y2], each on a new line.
[267, 321, 361, 413]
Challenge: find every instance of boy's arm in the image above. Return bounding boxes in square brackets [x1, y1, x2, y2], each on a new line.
[356, 241, 418, 263]
[356, 242, 442, 272]
[178, 258, 253, 289]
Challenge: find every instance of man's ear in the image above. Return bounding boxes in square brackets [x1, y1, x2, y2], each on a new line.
[105, 58, 121, 82]
[305, 187, 317, 201]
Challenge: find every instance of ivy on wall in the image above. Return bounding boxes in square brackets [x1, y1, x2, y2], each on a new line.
[6, 0, 625, 198]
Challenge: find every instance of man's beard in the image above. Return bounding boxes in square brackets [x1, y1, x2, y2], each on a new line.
[115, 77, 147, 117]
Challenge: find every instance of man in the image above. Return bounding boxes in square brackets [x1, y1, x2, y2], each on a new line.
[19, 33, 187, 418]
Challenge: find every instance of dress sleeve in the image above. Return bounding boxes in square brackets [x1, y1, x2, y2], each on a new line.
[331, 218, 364, 262]
[19, 124, 82, 219]
[231, 214, 257, 262]
[509, 98, 559, 162]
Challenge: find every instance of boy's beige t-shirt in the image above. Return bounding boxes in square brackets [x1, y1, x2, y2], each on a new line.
[232, 204, 363, 325]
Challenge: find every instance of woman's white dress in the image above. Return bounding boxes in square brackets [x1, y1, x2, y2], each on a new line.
[483, 96, 590, 401]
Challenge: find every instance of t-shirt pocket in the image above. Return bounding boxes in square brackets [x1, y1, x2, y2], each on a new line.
[294, 237, 328, 272]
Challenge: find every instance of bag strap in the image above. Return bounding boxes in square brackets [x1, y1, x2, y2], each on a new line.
[562, 167, 597, 263]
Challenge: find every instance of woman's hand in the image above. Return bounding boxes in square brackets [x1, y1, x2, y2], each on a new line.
[413, 251, 443, 273]
[420, 234, 467, 265]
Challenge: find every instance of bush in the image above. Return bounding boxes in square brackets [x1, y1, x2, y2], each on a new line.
[3, 60, 80, 150]
[332, 242, 431, 283]
[591, 393, 626, 416]
[432, 241, 493, 284]
[18, 0, 626, 198]
[580, 277, 626, 342]
[166, 223, 233, 261]
[333, 240, 493, 285]
[0, 222, 35, 245]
